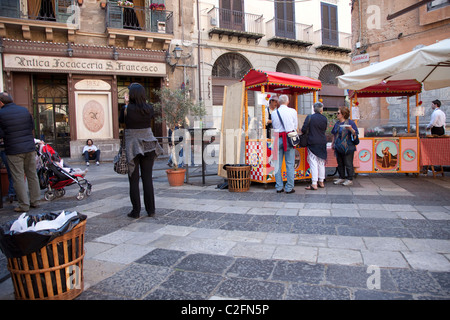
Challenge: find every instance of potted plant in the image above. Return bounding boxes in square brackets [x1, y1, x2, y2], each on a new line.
[153, 87, 206, 186]
[150, 3, 165, 10]
[118, 0, 134, 8]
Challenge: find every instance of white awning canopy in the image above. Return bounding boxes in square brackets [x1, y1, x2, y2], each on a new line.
[337, 39, 450, 91]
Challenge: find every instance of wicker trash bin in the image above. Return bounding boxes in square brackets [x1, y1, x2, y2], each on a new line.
[226, 165, 251, 192]
[6, 219, 86, 300]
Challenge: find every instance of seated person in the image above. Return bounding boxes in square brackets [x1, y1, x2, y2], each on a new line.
[82, 139, 100, 166]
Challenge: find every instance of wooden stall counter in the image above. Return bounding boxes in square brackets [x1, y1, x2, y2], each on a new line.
[354, 137, 420, 174]
[326, 146, 360, 168]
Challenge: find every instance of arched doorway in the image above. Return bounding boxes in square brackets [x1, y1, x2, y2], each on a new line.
[276, 58, 300, 110]
[276, 58, 299, 75]
[212, 53, 253, 106]
[318, 63, 345, 112]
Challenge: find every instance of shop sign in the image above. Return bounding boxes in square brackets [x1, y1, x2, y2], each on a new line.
[351, 53, 370, 64]
[3, 54, 166, 75]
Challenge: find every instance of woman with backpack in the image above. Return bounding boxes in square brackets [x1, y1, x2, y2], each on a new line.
[331, 107, 359, 186]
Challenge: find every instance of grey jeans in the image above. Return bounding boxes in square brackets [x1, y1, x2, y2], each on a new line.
[7, 151, 41, 210]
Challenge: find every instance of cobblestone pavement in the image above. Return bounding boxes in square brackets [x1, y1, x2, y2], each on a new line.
[1, 159, 449, 303]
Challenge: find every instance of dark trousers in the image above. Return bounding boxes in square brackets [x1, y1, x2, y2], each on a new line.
[84, 150, 100, 162]
[128, 151, 156, 215]
[431, 126, 445, 136]
[336, 151, 355, 180]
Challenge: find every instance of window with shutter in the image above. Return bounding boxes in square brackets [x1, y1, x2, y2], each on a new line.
[0, 0, 20, 18]
[275, 0, 295, 39]
[220, 0, 244, 31]
[321, 2, 338, 46]
[55, 0, 73, 24]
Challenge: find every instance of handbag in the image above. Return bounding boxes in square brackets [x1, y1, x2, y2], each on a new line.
[114, 107, 128, 174]
[334, 120, 358, 154]
[299, 115, 311, 148]
[277, 110, 300, 147]
[113, 137, 128, 174]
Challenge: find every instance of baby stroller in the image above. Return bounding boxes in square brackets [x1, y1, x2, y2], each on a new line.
[36, 141, 92, 201]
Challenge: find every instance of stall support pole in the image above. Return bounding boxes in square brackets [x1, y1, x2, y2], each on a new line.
[313, 91, 317, 104]
[261, 88, 266, 138]
[415, 93, 419, 138]
[407, 97, 411, 133]
[350, 97, 353, 119]
[245, 90, 249, 140]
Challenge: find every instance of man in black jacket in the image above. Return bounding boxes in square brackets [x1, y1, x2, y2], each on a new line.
[0, 92, 40, 212]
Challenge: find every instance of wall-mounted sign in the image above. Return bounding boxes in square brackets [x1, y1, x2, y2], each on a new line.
[75, 79, 111, 91]
[3, 54, 166, 76]
[351, 53, 370, 64]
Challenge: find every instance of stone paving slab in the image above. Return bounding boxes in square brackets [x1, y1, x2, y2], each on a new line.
[1, 160, 449, 301]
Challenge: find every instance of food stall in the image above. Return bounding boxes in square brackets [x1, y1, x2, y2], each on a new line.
[347, 80, 423, 174]
[240, 69, 322, 184]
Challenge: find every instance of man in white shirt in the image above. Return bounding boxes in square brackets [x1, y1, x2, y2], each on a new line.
[426, 99, 446, 136]
[271, 94, 298, 194]
[82, 139, 100, 166]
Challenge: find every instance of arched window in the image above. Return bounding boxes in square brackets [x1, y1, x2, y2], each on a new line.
[212, 53, 252, 79]
[276, 58, 299, 75]
[318, 64, 344, 85]
[318, 64, 345, 111]
[212, 53, 253, 105]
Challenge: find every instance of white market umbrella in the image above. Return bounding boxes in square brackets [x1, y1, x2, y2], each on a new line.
[337, 38, 450, 91]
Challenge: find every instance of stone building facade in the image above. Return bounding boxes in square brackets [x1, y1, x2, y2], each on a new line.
[190, 0, 352, 130]
[0, 0, 176, 159]
[348, 0, 449, 133]
[1, 0, 352, 159]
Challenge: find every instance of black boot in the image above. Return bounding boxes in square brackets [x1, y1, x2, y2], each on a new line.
[127, 211, 140, 219]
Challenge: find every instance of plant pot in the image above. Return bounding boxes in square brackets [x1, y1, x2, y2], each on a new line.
[165, 168, 186, 187]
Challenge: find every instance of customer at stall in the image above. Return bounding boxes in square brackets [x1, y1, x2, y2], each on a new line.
[302, 102, 328, 190]
[271, 94, 297, 194]
[331, 106, 359, 186]
[426, 99, 446, 136]
[119, 83, 163, 219]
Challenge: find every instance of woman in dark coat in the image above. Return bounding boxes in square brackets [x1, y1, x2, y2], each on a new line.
[119, 83, 163, 218]
[301, 102, 328, 190]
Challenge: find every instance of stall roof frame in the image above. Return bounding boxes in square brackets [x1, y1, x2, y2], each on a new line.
[241, 69, 322, 95]
[349, 79, 422, 98]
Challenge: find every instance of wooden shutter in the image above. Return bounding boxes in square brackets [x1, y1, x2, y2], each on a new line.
[321, 2, 338, 46]
[275, 0, 295, 39]
[107, 0, 124, 28]
[55, 0, 73, 23]
[0, 0, 20, 18]
[220, 0, 243, 30]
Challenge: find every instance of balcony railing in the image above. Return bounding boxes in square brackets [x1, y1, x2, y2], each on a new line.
[266, 19, 313, 45]
[106, 1, 173, 34]
[314, 29, 352, 53]
[207, 7, 264, 35]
